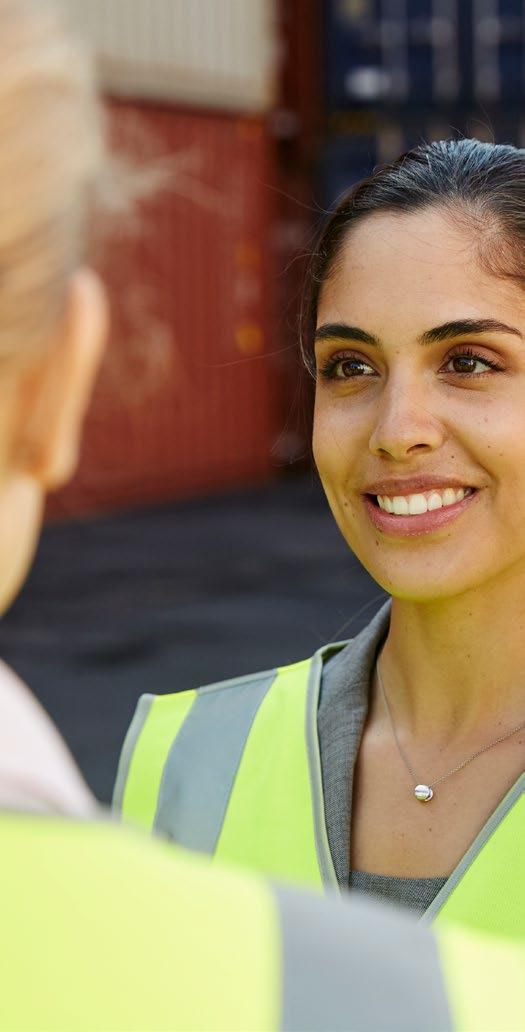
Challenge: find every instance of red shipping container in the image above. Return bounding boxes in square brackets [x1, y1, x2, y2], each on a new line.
[48, 100, 285, 518]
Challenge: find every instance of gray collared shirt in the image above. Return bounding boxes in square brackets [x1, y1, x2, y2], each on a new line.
[318, 602, 447, 913]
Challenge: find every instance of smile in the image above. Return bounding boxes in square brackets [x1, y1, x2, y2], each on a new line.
[376, 487, 473, 516]
[363, 485, 479, 537]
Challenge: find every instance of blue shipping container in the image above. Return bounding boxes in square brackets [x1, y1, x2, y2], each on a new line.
[316, 109, 525, 210]
[324, 0, 462, 108]
[472, 0, 525, 102]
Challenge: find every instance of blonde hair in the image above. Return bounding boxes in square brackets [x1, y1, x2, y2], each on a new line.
[0, 0, 116, 367]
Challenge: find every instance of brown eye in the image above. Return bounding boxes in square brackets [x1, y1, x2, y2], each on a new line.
[451, 355, 480, 374]
[443, 351, 501, 375]
[334, 357, 375, 378]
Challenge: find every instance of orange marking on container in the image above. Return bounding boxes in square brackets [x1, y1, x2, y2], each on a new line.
[235, 322, 264, 355]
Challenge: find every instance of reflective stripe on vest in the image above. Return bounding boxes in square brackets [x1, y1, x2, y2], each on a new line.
[115, 651, 525, 933]
[115, 649, 340, 888]
[5, 813, 524, 1030]
[275, 887, 453, 1031]
[279, 885, 525, 1031]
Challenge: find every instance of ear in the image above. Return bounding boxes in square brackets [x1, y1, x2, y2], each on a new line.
[14, 267, 109, 490]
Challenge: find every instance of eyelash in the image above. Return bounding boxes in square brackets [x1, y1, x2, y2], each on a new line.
[318, 346, 506, 381]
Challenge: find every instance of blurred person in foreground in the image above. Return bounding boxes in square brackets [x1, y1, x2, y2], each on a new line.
[0, 1, 523, 1030]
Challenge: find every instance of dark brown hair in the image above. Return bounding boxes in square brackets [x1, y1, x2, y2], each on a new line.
[301, 138, 525, 375]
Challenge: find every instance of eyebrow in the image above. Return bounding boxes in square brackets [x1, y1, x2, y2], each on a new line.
[314, 318, 524, 348]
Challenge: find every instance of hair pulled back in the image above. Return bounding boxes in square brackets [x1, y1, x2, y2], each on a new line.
[302, 138, 525, 375]
[0, 0, 112, 366]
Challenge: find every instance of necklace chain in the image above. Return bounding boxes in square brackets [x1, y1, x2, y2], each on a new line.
[376, 660, 525, 793]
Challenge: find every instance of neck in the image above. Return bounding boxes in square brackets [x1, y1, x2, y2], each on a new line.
[381, 571, 525, 744]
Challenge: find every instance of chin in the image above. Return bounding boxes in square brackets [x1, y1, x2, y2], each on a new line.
[381, 580, 469, 604]
[348, 544, 490, 604]
[371, 575, 476, 604]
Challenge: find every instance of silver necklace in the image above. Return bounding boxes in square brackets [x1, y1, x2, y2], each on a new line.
[376, 660, 525, 803]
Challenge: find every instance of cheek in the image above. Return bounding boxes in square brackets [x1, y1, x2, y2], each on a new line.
[313, 393, 364, 487]
[312, 408, 329, 476]
[312, 407, 340, 485]
[463, 399, 525, 492]
[314, 393, 344, 474]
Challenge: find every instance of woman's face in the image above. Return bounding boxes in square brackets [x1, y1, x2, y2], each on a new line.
[313, 207, 525, 601]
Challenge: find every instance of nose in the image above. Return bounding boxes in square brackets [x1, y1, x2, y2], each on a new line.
[368, 382, 445, 461]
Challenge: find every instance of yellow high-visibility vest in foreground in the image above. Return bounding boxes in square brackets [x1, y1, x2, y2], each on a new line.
[0, 812, 524, 1031]
[115, 645, 525, 940]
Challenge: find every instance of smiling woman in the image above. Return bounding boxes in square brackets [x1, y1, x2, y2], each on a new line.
[116, 139, 525, 938]
[1, 4, 522, 1024]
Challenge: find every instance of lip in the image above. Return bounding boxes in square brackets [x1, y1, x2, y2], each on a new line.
[362, 476, 476, 495]
[363, 488, 479, 537]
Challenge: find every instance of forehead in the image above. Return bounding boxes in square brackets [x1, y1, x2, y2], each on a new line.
[318, 208, 522, 333]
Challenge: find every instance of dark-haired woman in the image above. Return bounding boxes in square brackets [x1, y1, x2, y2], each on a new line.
[115, 139, 524, 939]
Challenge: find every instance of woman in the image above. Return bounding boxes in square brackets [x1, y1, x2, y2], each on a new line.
[4, 9, 522, 1028]
[116, 138, 524, 937]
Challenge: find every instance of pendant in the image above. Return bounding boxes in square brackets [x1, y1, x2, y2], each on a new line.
[414, 784, 433, 802]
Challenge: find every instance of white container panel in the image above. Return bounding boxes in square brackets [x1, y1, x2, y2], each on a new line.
[54, 0, 278, 112]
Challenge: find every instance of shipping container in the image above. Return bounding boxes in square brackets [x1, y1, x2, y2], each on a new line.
[316, 112, 461, 209]
[472, 0, 525, 103]
[323, 1, 525, 110]
[276, 0, 324, 145]
[317, 108, 525, 210]
[47, 101, 288, 518]
[55, 0, 278, 112]
[323, 0, 462, 109]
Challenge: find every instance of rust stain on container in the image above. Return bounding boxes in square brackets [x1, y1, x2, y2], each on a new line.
[235, 322, 265, 355]
[234, 242, 261, 268]
[47, 100, 280, 519]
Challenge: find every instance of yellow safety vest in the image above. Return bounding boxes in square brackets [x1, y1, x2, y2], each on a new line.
[1, 812, 523, 1031]
[115, 644, 525, 941]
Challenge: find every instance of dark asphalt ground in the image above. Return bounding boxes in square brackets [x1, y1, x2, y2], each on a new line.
[0, 475, 384, 803]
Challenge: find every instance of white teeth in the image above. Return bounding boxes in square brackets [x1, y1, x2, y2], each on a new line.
[376, 487, 472, 516]
[392, 496, 409, 515]
[427, 492, 443, 511]
[407, 494, 427, 515]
